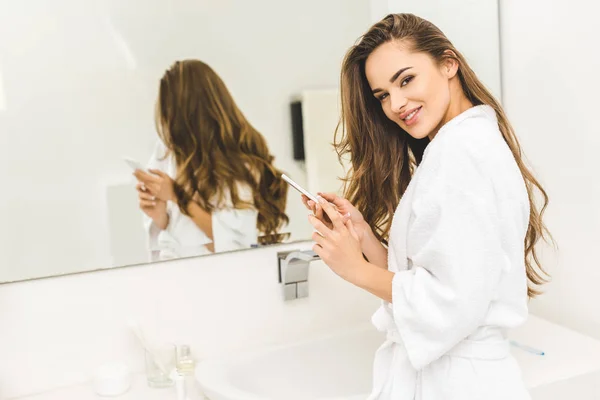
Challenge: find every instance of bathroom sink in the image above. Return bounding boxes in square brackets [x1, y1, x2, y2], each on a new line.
[196, 324, 382, 400]
[196, 316, 600, 400]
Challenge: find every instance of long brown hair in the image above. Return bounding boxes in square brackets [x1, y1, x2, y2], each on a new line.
[156, 59, 288, 242]
[336, 14, 553, 297]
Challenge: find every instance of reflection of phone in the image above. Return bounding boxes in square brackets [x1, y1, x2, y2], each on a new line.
[281, 173, 319, 203]
[123, 157, 148, 173]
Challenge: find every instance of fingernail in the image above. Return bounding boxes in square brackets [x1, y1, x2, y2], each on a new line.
[317, 196, 325, 204]
[345, 212, 351, 218]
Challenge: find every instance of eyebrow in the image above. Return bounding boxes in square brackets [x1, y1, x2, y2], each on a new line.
[372, 67, 413, 94]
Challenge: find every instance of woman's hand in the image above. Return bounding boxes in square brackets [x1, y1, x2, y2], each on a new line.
[302, 192, 371, 244]
[136, 183, 169, 229]
[308, 197, 367, 284]
[134, 169, 176, 204]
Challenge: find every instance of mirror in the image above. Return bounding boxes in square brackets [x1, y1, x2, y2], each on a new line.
[0, 0, 372, 282]
[0, 1, 504, 284]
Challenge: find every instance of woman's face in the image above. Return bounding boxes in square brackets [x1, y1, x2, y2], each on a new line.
[365, 40, 458, 140]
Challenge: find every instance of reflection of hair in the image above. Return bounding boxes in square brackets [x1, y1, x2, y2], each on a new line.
[156, 59, 288, 242]
[335, 13, 553, 297]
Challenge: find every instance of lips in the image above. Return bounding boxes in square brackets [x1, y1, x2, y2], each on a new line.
[400, 106, 421, 121]
[400, 106, 422, 127]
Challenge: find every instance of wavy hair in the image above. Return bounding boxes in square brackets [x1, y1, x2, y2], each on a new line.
[156, 59, 288, 242]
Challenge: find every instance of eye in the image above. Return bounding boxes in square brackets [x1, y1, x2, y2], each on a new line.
[400, 75, 414, 87]
[377, 93, 389, 102]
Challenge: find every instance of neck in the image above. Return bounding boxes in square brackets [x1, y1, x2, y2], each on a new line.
[428, 82, 474, 141]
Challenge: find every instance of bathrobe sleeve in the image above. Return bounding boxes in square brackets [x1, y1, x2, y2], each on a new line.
[142, 141, 171, 254]
[392, 132, 507, 370]
[211, 182, 258, 252]
[143, 141, 258, 255]
[142, 141, 212, 258]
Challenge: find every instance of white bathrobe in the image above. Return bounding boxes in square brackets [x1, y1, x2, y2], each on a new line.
[369, 105, 532, 400]
[143, 141, 258, 261]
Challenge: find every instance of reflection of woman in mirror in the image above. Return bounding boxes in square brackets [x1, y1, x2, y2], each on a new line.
[303, 14, 552, 399]
[135, 60, 288, 260]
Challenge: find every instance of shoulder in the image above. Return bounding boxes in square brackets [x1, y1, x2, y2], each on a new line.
[422, 107, 512, 177]
[150, 140, 169, 159]
[415, 109, 511, 200]
[432, 115, 501, 163]
[147, 140, 176, 175]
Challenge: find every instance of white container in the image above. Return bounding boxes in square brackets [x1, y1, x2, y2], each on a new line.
[92, 362, 132, 397]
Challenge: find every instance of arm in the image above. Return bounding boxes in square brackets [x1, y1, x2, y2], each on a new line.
[360, 224, 389, 270]
[354, 259, 394, 302]
[186, 201, 214, 240]
[387, 140, 503, 370]
[186, 182, 258, 252]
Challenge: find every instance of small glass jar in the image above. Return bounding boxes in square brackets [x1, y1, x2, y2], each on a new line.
[145, 343, 176, 388]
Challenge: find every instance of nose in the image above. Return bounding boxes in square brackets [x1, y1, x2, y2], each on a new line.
[390, 91, 407, 115]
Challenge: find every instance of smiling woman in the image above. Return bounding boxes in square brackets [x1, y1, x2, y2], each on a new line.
[304, 12, 553, 400]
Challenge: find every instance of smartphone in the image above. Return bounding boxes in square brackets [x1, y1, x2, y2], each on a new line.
[281, 173, 320, 203]
[123, 157, 148, 173]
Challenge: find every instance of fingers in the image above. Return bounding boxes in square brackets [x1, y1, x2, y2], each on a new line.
[134, 170, 159, 184]
[316, 192, 336, 201]
[314, 203, 323, 220]
[309, 202, 334, 230]
[301, 194, 316, 212]
[317, 197, 343, 229]
[312, 242, 324, 258]
[317, 192, 343, 207]
[308, 214, 332, 238]
[311, 230, 326, 246]
[302, 195, 321, 218]
[346, 219, 359, 241]
[301, 194, 310, 209]
[139, 199, 157, 208]
[140, 182, 160, 196]
[138, 191, 156, 201]
[148, 168, 167, 178]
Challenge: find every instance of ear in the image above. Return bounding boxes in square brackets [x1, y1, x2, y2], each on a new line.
[441, 50, 459, 79]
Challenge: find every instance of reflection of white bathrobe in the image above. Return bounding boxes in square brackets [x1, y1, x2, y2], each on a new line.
[143, 141, 258, 261]
[369, 106, 531, 399]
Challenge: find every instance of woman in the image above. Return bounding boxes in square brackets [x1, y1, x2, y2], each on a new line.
[303, 14, 552, 399]
[135, 59, 289, 260]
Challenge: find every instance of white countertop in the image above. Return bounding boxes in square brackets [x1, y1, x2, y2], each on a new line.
[510, 315, 600, 387]
[13, 315, 600, 400]
[509, 315, 600, 399]
[14, 375, 181, 400]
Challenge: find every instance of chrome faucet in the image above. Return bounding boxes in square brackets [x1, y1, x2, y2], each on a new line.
[277, 250, 320, 300]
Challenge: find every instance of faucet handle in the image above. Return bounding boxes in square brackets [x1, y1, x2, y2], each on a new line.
[277, 249, 319, 300]
[284, 249, 319, 263]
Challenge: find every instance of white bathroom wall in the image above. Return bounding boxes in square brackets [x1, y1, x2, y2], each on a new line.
[500, 0, 600, 339]
[0, 0, 372, 282]
[301, 89, 349, 196]
[0, 241, 380, 399]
